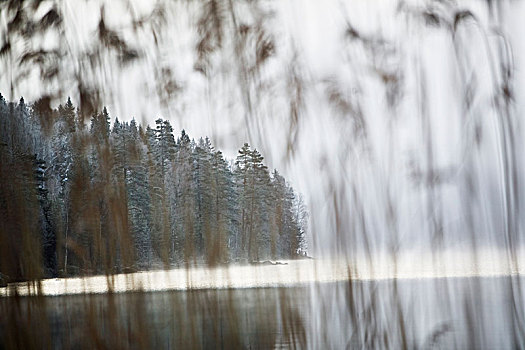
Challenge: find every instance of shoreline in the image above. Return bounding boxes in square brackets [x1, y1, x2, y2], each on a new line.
[2, 253, 525, 297]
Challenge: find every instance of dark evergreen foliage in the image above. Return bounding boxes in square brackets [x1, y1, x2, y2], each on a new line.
[0, 95, 308, 279]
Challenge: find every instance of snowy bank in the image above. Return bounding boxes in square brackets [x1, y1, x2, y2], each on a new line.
[1, 249, 525, 297]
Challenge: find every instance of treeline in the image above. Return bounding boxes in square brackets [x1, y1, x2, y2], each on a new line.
[0, 95, 307, 281]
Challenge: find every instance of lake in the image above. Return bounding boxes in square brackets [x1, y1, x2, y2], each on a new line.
[2, 275, 524, 349]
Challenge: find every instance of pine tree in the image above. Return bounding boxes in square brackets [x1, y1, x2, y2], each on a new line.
[271, 170, 302, 258]
[112, 120, 153, 268]
[193, 137, 213, 260]
[210, 149, 236, 263]
[234, 144, 272, 261]
[174, 130, 197, 262]
[293, 193, 308, 255]
[235, 143, 253, 260]
[249, 149, 270, 261]
[48, 98, 78, 275]
[145, 124, 169, 265]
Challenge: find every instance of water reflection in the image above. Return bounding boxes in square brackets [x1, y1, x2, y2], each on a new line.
[1, 286, 306, 349]
[1, 276, 523, 349]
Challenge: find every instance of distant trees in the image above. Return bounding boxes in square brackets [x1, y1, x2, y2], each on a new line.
[0, 95, 308, 280]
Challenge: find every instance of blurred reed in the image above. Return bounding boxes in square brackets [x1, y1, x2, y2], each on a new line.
[1, 0, 524, 349]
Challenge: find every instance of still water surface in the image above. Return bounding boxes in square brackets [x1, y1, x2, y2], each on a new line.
[1, 276, 523, 349]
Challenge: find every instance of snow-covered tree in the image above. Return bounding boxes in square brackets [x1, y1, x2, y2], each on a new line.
[0, 95, 308, 276]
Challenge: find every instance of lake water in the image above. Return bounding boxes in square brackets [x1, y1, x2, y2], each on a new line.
[1, 276, 524, 349]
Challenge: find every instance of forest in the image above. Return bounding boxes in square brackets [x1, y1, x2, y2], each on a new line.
[0, 94, 308, 281]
